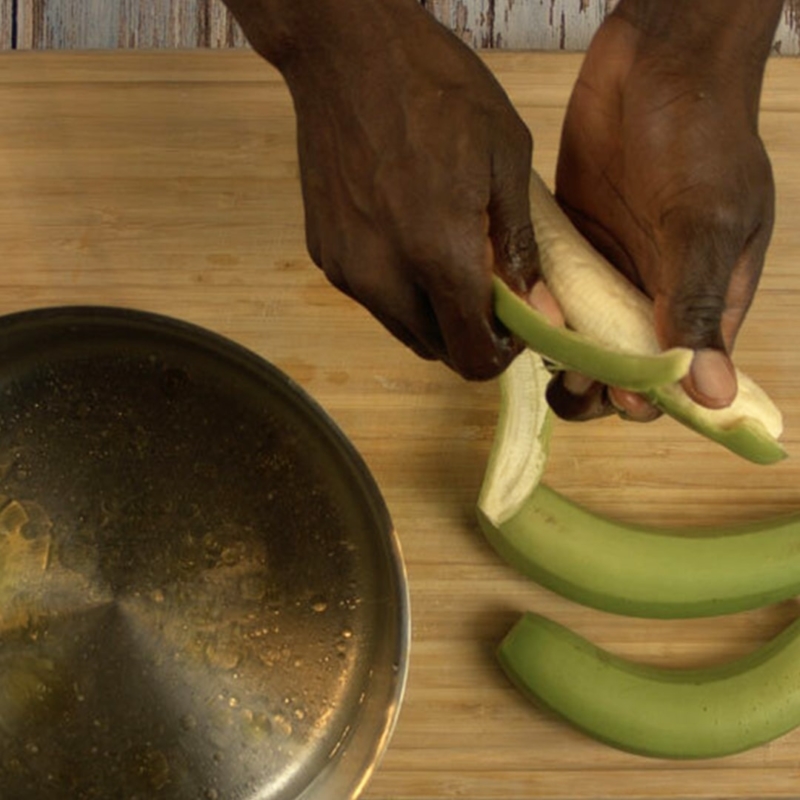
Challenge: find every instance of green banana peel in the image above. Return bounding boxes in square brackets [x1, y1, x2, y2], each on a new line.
[477, 350, 554, 526]
[493, 278, 692, 393]
[498, 612, 800, 759]
[647, 379, 787, 466]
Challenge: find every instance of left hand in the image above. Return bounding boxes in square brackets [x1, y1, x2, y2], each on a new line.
[548, 5, 777, 421]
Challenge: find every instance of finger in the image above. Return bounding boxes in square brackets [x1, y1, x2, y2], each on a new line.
[423, 118, 541, 380]
[430, 269, 522, 380]
[546, 374, 661, 423]
[393, 195, 522, 380]
[366, 282, 446, 364]
[545, 372, 616, 422]
[345, 263, 444, 363]
[607, 387, 663, 423]
[653, 203, 768, 409]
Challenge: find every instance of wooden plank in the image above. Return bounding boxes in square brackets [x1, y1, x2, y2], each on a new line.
[776, 0, 800, 54]
[0, 0, 13, 49]
[495, 0, 610, 50]
[423, 0, 495, 47]
[15, 0, 247, 49]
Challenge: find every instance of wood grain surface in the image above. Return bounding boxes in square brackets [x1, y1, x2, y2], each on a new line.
[2, 1, 800, 53]
[2, 49, 800, 799]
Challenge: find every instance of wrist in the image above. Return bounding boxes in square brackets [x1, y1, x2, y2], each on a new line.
[612, 0, 783, 69]
[222, 0, 426, 75]
[611, 0, 783, 117]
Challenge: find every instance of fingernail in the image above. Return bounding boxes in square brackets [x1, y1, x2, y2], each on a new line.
[563, 371, 595, 397]
[608, 388, 662, 423]
[688, 349, 737, 408]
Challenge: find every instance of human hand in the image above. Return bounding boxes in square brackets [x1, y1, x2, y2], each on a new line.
[228, 0, 539, 380]
[548, 0, 781, 421]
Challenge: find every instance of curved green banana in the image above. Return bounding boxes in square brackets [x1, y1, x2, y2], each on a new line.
[480, 484, 800, 618]
[498, 612, 800, 759]
[477, 351, 800, 618]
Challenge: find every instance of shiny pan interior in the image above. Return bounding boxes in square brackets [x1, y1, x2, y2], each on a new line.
[0, 306, 410, 800]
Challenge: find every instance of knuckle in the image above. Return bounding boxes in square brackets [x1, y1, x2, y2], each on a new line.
[665, 288, 727, 351]
[493, 222, 538, 287]
[451, 335, 513, 382]
[401, 218, 478, 274]
[545, 375, 615, 422]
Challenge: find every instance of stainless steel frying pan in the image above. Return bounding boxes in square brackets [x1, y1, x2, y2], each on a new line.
[0, 306, 410, 800]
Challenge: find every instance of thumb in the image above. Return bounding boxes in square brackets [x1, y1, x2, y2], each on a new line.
[653, 210, 770, 409]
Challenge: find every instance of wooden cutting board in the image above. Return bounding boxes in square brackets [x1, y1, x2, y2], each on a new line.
[1, 48, 800, 799]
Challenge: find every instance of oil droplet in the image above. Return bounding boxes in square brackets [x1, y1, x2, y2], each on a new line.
[150, 589, 165, 604]
[179, 713, 197, 731]
[0, 500, 29, 537]
[239, 575, 267, 601]
[243, 709, 272, 736]
[272, 712, 293, 737]
[341, 627, 353, 639]
[220, 543, 245, 567]
[310, 595, 328, 613]
[205, 641, 240, 671]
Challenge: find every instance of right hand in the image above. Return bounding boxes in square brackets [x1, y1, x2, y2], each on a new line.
[228, 0, 541, 380]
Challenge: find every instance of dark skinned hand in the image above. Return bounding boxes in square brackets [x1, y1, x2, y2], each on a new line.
[226, 0, 539, 380]
[547, 0, 781, 421]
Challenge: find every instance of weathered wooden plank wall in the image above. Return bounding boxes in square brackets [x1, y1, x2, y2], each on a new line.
[427, 0, 800, 53]
[13, 0, 246, 48]
[0, 0, 13, 49]
[425, 0, 614, 50]
[0, 0, 799, 53]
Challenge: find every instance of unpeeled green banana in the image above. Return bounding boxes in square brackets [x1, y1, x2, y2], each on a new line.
[498, 612, 800, 760]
